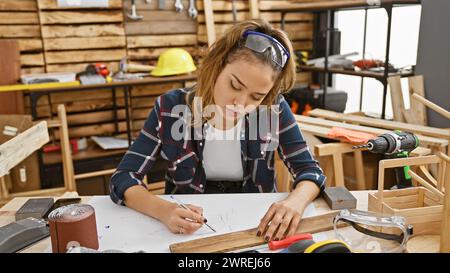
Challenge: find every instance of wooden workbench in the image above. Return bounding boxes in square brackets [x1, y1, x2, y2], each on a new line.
[0, 191, 371, 253]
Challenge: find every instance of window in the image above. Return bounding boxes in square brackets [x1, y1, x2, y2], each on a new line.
[334, 5, 422, 118]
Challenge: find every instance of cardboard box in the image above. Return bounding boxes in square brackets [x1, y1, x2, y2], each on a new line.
[0, 115, 41, 193]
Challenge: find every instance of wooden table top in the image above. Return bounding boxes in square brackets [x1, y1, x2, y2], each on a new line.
[0, 191, 371, 253]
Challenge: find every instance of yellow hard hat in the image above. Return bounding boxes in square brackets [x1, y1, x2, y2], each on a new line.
[150, 48, 197, 77]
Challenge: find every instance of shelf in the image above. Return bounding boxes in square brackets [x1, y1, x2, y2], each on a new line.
[298, 65, 414, 80]
[265, 0, 421, 12]
[43, 140, 127, 165]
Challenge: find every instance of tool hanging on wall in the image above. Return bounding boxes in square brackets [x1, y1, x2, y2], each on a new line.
[128, 0, 143, 20]
[174, 0, 183, 12]
[188, 0, 198, 19]
[353, 131, 419, 189]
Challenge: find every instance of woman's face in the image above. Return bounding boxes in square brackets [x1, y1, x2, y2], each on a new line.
[213, 58, 275, 122]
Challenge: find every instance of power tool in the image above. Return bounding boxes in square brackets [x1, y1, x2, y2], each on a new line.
[352, 131, 419, 189]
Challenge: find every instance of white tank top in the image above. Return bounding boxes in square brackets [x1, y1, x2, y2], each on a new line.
[202, 118, 244, 181]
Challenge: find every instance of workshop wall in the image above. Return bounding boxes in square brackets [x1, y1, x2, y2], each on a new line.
[0, 0, 315, 83]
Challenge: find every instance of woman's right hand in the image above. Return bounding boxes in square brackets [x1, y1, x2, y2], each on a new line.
[161, 203, 205, 234]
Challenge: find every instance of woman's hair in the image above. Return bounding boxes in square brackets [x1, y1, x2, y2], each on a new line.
[186, 19, 296, 126]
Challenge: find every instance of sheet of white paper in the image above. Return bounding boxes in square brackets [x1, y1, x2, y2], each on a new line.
[87, 193, 317, 253]
[57, 0, 109, 8]
[91, 136, 129, 150]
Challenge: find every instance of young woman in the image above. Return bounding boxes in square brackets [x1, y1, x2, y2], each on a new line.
[110, 20, 326, 242]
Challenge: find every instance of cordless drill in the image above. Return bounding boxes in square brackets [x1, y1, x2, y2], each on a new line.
[353, 131, 419, 189]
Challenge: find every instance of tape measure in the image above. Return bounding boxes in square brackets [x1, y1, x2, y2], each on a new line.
[284, 239, 352, 253]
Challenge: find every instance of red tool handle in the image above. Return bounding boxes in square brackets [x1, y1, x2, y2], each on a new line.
[268, 233, 313, 250]
[43, 145, 61, 153]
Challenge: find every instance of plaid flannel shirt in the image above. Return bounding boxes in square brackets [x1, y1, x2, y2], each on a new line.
[110, 88, 326, 205]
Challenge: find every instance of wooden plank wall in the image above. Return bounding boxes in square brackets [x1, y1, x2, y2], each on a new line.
[0, 0, 45, 75]
[123, 0, 199, 67]
[37, 0, 127, 73]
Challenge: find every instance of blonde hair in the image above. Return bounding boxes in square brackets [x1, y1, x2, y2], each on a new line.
[186, 19, 296, 126]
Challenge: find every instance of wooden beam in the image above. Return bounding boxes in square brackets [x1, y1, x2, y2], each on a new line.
[37, 0, 123, 9]
[203, 0, 216, 47]
[39, 11, 123, 24]
[42, 24, 125, 38]
[296, 114, 448, 148]
[74, 169, 115, 180]
[44, 36, 126, 51]
[127, 34, 197, 48]
[0, 0, 37, 11]
[249, 0, 260, 19]
[408, 75, 427, 126]
[411, 93, 450, 120]
[0, 12, 39, 24]
[408, 170, 444, 202]
[57, 104, 76, 192]
[0, 25, 41, 38]
[45, 49, 126, 64]
[441, 155, 450, 252]
[307, 109, 450, 139]
[169, 211, 340, 253]
[387, 76, 405, 122]
[0, 121, 49, 177]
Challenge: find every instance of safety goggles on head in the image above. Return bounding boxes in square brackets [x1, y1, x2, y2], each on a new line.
[243, 30, 290, 69]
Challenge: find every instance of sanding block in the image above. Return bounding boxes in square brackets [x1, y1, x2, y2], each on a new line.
[15, 198, 54, 221]
[322, 187, 357, 210]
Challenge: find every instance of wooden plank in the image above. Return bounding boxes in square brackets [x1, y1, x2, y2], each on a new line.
[0, 12, 39, 24]
[387, 76, 405, 122]
[0, 25, 41, 38]
[0, 121, 49, 177]
[169, 211, 340, 253]
[296, 114, 448, 148]
[128, 46, 198, 60]
[127, 34, 197, 48]
[203, 0, 216, 47]
[197, 11, 313, 23]
[20, 53, 45, 66]
[249, 0, 260, 19]
[198, 11, 250, 23]
[37, 0, 123, 9]
[124, 10, 191, 22]
[17, 39, 44, 52]
[197, 22, 312, 36]
[45, 49, 126, 64]
[260, 11, 313, 22]
[46, 61, 119, 73]
[408, 75, 427, 126]
[0, 1, 37, 11]
[21, 67, 45, 75]
[441, 154, 450, 252]
[411, 93, 450, 120]
[67, 109, 126, 125]
[39, 11, 124, 24]
[123, 0, 189, 11]
[125, 20, 196, 35]
[197, 0, 249, 11]
[53, 121, 127, 139]
[308, 108, 450, 139]
[44, 36, 126, 50]
[41, 24, 125, 38]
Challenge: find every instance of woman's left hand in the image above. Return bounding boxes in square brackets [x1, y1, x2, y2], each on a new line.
[256, 196, 305, 242]
[257, 181, 320, 241]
